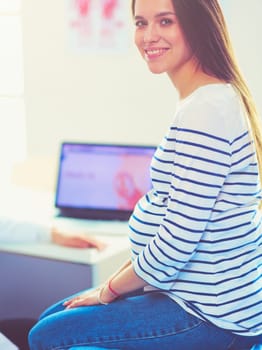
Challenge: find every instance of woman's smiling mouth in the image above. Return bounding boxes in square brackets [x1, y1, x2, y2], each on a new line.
[145, 48, 169, 60]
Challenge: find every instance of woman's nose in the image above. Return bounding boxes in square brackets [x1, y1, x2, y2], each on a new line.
[143, 24, 160, 43]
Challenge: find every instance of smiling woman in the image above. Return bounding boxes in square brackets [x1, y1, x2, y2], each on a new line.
[28, 1, 262, 349]
[133, 1, 193, 78]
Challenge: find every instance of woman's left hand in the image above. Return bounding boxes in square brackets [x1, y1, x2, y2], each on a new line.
[63, 286, 116, 309]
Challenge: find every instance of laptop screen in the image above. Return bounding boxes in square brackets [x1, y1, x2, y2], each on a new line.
[55, 142, 156, 220]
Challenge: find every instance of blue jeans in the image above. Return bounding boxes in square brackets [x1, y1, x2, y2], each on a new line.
[28, 290, 262, 350]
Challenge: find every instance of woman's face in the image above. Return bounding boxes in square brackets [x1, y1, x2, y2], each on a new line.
[133, 0, 193, 77]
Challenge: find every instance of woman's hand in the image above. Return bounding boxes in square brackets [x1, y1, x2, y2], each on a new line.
[63, 289, 101, 309]
[63, 262, 147, 310]
[63, 285, 117, 309]
[51, 227, 107, 250]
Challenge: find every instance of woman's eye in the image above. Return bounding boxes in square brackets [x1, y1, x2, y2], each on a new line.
[160, 18, 173, 26]
[135, 20, 146, 27]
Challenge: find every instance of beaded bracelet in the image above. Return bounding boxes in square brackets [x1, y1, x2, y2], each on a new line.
[97, 287, 109, 305]
[108, 279, 120, 298]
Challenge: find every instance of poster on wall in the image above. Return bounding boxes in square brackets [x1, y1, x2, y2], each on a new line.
[67, 0, 130, 53]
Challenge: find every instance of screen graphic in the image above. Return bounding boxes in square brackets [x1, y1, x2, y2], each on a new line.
[56, 143, 155, 211]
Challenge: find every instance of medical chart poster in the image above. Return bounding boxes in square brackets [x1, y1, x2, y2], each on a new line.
[67, 0, 130, 53]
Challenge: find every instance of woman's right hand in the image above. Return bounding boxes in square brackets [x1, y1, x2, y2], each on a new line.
[51, 228, 107, 250]
[63, 288, 101, 309]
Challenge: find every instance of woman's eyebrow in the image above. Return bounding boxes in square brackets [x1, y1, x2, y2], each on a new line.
[134, 11, 176, 20]
[155, 11, 176, 18]
[134, 15, 144, 20]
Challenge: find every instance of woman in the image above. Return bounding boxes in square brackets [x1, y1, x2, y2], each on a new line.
[28, 0, 262, 349]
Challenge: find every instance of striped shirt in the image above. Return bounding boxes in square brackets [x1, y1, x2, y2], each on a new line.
[129, 84, 262, 336]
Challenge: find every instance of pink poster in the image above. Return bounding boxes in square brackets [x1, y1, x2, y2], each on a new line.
[68, 0, 130, 52]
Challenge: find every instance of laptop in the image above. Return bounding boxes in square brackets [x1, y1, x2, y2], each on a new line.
[53, 142, 156, 234]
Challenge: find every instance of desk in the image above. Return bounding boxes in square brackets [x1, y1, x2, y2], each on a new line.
[0, 186, 130, 319]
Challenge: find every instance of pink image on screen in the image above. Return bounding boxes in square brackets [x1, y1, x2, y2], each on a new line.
[112, 153, 152, 210]
[114, 171, 143, 210]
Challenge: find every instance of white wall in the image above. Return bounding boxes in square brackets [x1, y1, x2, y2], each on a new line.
[21, 0, 262, 160]
[225, 0, 262, 114]
[21, 0, 174, 160]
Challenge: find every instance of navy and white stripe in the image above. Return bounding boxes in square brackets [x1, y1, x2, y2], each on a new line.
[129, 84, 262, 335]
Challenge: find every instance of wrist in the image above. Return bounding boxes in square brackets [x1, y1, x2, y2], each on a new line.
[98, 281, 119, 305]
[97, 287, 109, 305]
[51, 226, 59, 242]
[51, 227, 68, 247]
[108, 279, 120, 298]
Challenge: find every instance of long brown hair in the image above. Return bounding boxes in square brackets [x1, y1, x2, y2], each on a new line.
[131, 0, 262, 196]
